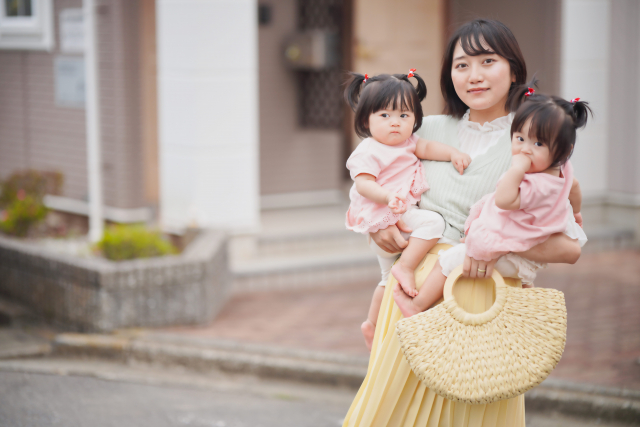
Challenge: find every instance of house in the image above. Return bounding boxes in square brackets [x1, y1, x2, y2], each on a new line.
[0, 0, 637, 242]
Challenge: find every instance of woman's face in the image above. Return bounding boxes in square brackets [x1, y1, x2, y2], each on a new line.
[451, 41, 514, 113]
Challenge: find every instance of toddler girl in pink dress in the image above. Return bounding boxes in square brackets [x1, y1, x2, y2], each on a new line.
[344, 70, 472, 349]
[393, 91, 590, 318]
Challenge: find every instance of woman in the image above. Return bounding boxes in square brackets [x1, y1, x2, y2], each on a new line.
[342, 19, 581, 427]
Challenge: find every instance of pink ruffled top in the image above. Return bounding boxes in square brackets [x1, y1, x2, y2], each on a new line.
[464, 161, 574, 261]
[346, 134, 429, 234]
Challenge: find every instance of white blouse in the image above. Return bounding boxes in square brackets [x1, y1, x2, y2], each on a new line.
[457, 110, 515, 159]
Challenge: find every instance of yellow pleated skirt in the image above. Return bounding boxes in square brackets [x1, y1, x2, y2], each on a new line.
[343, 244, 525, 427]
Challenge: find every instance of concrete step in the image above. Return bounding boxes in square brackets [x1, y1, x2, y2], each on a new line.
[231, 248, 380, 293]
[228, 204, 381, 293]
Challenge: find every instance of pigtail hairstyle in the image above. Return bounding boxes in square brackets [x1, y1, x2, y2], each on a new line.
[511, 93, 593, 167]
[571, 99, 592, 129]
[344, 72, 368, 112]
[507, 77, 539, 112]
[344, 71, 428, 139]
[403, 72, 427, 103]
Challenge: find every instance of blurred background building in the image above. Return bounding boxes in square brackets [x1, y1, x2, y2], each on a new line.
[0, 0, 637, 242]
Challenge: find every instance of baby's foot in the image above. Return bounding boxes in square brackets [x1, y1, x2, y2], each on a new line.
[393, 283, 422, 318]
[361, 319, 376, 351]
[391, 263, 418, 297]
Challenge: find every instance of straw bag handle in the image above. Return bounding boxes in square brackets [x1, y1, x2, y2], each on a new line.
[442, 265, 508, 326]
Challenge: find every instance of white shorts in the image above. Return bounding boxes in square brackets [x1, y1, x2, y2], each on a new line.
[439, 212, 588, 284]
[369, 206, 445, 287]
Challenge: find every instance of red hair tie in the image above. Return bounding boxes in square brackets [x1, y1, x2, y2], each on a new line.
[363, 73, 369, 83]
[571, 97, 580, 103]
[407, 68, 416, 78]
[525, 87, 535, 97]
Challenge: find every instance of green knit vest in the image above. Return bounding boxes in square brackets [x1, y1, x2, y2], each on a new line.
[416, 115, 513, 242]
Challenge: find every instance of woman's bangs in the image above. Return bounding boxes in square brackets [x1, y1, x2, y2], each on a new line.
[459, 28, 497, 57]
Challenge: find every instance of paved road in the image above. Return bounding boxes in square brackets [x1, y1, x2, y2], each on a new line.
[0, 358, 633, 427]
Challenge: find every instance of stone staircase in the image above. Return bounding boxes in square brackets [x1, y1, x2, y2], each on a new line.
[229, 204, 380, 293]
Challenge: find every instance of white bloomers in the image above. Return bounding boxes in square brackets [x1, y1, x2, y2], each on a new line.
[368, 205, 445, 287]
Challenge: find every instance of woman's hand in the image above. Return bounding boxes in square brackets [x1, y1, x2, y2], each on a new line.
[462, 255, 498, 279]
[370, 220, 412, 253]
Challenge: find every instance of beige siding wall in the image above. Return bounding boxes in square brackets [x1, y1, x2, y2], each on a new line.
[352, 0, 446, 149]
[258, 0, 343, 196]
[0, 0, 147, 210]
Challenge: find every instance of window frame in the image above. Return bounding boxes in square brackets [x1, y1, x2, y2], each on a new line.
[0, 0, 54, 50]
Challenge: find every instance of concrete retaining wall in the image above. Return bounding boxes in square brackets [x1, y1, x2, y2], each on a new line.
[0, 230, 229, 332]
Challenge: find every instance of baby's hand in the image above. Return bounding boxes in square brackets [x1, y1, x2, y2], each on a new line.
[451, 151, 472, 175]
[387, 193, 407, 214]
[574, 211, 583, 228]
[511, 153, 532, 172]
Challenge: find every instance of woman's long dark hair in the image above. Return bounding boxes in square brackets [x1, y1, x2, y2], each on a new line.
[441, 19, 527, 118]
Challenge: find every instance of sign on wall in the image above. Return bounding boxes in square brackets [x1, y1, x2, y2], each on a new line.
[55, 56, 85, 108]
[59, 8, 84, 53]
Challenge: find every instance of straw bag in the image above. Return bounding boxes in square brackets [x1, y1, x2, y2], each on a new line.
[396, 266, 567, 405]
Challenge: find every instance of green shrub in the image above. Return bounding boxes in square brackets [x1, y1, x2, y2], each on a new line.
[0, 170, 61, 237]
[97, 225, 178, 261]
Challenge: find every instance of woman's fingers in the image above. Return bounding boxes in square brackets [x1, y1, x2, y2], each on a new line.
[371, 224, 407, 253]
[485, 258, 498, 278]
[462, 255, 471, 277]
[396, 219, 412, 233]
[469, 258, 479, 279]
[476, 260, 487, 278]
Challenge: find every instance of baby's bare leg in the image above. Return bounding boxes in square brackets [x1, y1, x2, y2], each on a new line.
[394, 260, 447, 318]
[391, 237, 438, 297]
[362, 285, 385, 351]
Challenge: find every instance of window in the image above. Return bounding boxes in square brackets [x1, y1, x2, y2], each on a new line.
[5, 0, 33, 17]
[0, 0, 53, 50]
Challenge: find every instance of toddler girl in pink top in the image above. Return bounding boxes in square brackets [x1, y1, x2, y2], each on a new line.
[344, 70, 471, 349]
[393, 91, 590, 318]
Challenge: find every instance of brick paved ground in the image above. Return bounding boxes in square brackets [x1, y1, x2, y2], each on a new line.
[160, 250, 640, 390]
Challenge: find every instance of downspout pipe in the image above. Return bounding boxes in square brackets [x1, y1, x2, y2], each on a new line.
[83, 0, 104, 242]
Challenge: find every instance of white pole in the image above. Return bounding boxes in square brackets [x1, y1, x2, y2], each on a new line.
[84, 0, 104, 242]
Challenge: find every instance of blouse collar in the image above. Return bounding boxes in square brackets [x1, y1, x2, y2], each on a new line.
[459, 109, 514, 133]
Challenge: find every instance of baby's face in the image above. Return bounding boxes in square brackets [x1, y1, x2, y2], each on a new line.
[368, 106, 415, 146]
[511, 117, 553, 173]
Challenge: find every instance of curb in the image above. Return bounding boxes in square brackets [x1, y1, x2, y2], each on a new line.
[53, 333, 369, 389]
[51, 332, 640, 423]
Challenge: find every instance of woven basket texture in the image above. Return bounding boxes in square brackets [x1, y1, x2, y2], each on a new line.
[396, 267, 567, 405]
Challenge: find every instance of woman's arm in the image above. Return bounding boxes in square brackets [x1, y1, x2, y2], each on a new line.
[415, 139, 471, 175]
[462, 233, 581, 278]
[515, 232, 581, 264]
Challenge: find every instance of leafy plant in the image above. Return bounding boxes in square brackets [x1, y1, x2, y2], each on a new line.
[96, 225, 178, 261]
[0, 170, 62, 237]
